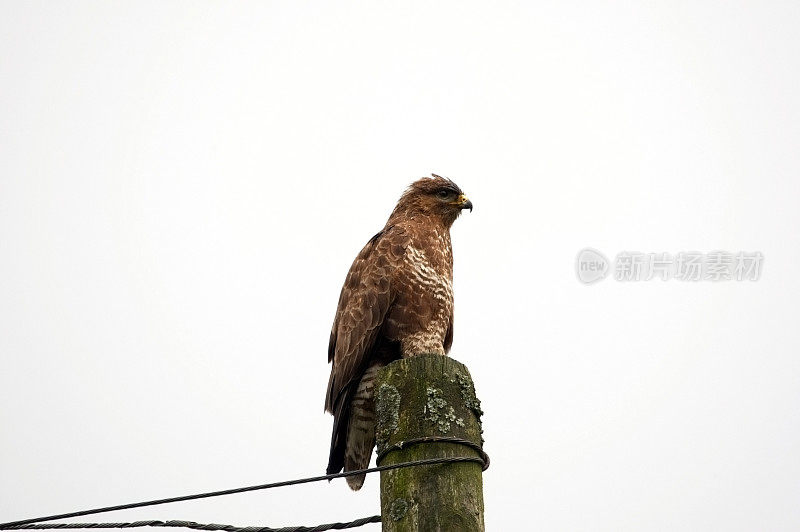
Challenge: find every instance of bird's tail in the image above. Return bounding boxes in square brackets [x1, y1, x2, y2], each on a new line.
[326, 385, 353, 478]
[342, 363, 382, 490]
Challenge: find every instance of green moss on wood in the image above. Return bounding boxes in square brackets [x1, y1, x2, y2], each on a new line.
[389, 498, 409, 521]
[453, 371, 484, 418]
[424, 387, 464, 433]
[452, 371, 484, 442]
[376, 383, 401, 452]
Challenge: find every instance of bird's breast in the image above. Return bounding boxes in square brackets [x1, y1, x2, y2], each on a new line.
[385, 239, 454, 357]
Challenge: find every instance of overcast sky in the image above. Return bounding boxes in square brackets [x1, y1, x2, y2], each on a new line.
[2, 2, 799, 531]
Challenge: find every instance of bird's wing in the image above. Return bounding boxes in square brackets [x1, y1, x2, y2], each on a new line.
[325, 226, 403, 414]
[325, 227, 406, 474]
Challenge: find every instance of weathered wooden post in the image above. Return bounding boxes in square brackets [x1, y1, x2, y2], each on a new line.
[375, 355, 486, 531]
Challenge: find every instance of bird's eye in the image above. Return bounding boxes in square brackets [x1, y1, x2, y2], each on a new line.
[437, 189, 450, 198]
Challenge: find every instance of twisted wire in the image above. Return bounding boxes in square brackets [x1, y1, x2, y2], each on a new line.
[1, 517, 382, 532]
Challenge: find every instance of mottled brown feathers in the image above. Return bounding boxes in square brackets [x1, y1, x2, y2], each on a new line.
[325, 174, 472, 489]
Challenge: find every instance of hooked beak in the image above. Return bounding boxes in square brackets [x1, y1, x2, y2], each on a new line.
[454, 194, 473, 212]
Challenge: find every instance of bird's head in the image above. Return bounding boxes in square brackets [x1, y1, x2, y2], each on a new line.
[390, 174, 472, 228]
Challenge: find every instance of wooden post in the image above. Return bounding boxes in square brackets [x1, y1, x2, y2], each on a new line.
[375, 355, 486, 531]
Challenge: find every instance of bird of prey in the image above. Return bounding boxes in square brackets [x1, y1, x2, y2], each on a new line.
[324, 174, 472, 490]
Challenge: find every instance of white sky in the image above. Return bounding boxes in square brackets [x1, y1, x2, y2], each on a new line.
[1, 2, 799, 530]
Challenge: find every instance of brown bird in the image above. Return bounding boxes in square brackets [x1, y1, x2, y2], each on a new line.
[325, 174, 472, 490]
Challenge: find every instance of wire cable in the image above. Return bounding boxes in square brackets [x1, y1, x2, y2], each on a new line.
[0, 455, 486, 528]
[376, 436, 489, 470]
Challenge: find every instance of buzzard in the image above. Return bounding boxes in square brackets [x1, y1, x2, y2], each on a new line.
[325, 174, 472, 490]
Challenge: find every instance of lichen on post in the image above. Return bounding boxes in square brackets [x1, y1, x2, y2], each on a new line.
[375, 355, 485, 531]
